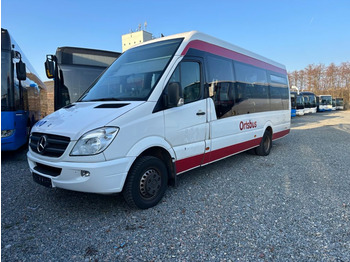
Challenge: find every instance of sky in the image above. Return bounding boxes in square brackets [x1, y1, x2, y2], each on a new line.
[2, 0, 350, 81]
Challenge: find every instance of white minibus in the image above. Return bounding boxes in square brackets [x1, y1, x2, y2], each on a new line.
[27, 31, 290, 209]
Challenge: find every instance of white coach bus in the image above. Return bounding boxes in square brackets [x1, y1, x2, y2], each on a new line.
[27, 31, 290, 209]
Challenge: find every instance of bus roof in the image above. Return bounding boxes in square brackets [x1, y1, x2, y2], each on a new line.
[130, 31, 287, 74]
[55, 46, 121, 67]
[300, 91, 316, 95]
[56, 46, 121, 57]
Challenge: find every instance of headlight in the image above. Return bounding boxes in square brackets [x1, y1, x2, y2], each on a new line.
[2, 129, 15, 138]
[70, 127, 119, 156]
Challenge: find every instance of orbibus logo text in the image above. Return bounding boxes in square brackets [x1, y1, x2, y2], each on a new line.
[239, 120, 257, 130]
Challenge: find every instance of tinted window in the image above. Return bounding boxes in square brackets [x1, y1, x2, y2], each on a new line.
[235, 62, 267, 84]
[207, 55, 235, 83]
[168, 61, 201, 104]
[234, 62, 269, 114]
[270, 74, 287, 85]
[207, 55, 235, 118]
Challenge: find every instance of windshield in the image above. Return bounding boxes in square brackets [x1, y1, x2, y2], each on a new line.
[303, 95, 310, 107]
[336, 99, 344, 106]
[309, 95, 316, 107]
[80, 38, 183, 102]
[321, 96, 332, 105]
[58, 64, 107, 106]
[296, 96, 304, 109]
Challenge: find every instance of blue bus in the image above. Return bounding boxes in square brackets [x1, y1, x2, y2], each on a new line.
[1, 28, 46, 151]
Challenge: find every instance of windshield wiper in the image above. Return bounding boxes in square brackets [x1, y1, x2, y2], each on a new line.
[82, 98, 122, 102]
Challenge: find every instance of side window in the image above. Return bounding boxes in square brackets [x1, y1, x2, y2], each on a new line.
[207, 55, 235, 119]
[181, 62, 201, 103]
[167, 61, 201, 104]
[269, 72, 289, 111]
[234, 62, 268, 114]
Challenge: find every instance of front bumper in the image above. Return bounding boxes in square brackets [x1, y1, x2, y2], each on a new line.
[27, 151, 135, 194]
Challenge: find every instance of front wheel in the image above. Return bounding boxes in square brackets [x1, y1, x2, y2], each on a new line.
[255, 129, 272, 156]
[123, 156, 168, 209]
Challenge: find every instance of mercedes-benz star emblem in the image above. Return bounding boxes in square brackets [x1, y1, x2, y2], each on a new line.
[37, 135, 48, 154]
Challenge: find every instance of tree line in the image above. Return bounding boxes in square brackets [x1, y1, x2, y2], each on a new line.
[288, 62, 350, 107]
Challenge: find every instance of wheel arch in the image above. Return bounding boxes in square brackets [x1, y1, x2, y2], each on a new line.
[126, 137, 177, 187]
[262, 121, 273, 137]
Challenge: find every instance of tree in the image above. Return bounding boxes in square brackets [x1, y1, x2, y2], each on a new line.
[288, 62, 350, 108]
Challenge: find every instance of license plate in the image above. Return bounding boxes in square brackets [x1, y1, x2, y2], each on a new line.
[32, 172, 52, 188]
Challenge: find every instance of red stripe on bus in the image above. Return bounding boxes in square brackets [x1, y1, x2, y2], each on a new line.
[272, 129, 290, 140]
[175, 154, 204, 174]
[181, 40, 287, 75]
[175, 129, 290, 174]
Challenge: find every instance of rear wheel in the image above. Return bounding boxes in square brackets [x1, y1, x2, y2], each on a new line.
[255, 129, 272, 156]
[123, 156, 168, 209]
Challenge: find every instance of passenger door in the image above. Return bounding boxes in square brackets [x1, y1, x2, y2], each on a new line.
[163, 59, 207, 173]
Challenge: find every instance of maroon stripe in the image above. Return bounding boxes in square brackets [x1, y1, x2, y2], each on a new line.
[175, 154, 204, 173]
[203, 137, 261, 165]
[175, 129, 290, 174]
[272, 129, 290, 140]
[181, 40, 286, 75]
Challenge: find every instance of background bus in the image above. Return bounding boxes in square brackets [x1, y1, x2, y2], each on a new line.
[300, 91, 317, 113]
[317, 95, 332, 112]
[45, 47, 121, 111]
[1, 28, 46, 151]
[290, 91, 297, 117]
[335, 98, 344, 110]
[296, 94, 305, 116]
[332, 98, 336, 111]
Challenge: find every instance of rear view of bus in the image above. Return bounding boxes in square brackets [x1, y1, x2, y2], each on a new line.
[1, 28, 45, 151]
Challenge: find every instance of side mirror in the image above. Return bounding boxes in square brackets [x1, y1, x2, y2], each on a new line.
[16, 60, 26, 81]
[166, 82, 184, 108]
[45, 55, 55, 79]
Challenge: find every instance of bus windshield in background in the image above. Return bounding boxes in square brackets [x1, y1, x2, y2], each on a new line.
[54, 47, 121, 110]
[321, 96, 332, 105]
[296, 96, 304, 109]
[309, 95, 316, 107]
[303, 96, 310, 107]
[336, 98, 344, 106]
[58, 64, 110, 104]
[80, 38, 183, 102]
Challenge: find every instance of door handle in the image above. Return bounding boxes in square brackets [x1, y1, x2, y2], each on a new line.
[196, 111, 206, 116]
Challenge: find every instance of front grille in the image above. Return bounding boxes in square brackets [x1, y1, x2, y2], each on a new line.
[30, 132, 70, 157]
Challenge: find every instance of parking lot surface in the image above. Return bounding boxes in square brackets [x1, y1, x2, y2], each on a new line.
[2, 110, 350, 261]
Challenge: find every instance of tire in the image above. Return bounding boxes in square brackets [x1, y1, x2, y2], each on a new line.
[255, 129, 272, 156]
[123, 156, 168, 209]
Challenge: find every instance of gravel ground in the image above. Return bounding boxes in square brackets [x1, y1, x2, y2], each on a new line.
[2, 110, 350, 261]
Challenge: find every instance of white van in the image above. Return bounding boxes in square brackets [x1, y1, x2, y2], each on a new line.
[27, 31, 290, 209]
